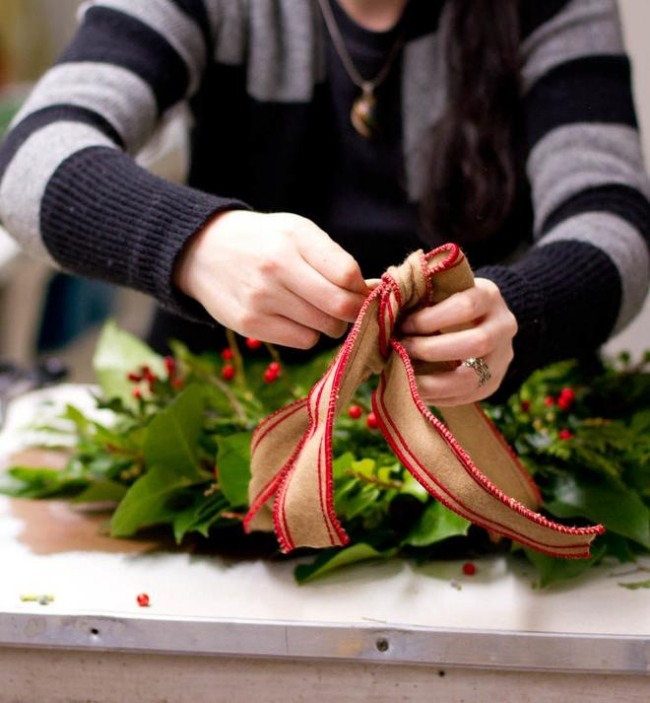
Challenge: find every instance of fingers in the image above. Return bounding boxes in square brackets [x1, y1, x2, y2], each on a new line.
[295, 224, 369, 322]
[298, 223, 369, 296]
[411, 356, 506, 406]
[399, 278, 517, 406]
[401, 279, 505, 336]
[233, 279, 351, 344]
[173, 210, 369, 349]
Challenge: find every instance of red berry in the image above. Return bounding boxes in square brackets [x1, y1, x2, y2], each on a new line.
[127, 371, 142, 383]
[245, 337, 262, 350]
[132, 387, 142, 400]
[136, 593, 150, 607]
[164, 356, 176, 376]
[520, 400, 531, 413]
[171, 377, 185, 389]
[557, 388, 575, 411]
[222, 365, 236, 381]
[221, 348, 234, 361]
[462, 562, 476, 576]
[366, 412, 379, 430]
[263, 368, 278, 383]
[268, 361, 281, 373]
[348, 405, 363, 419]
[543, 396, 555, 407]
[558, 429, 573, 440]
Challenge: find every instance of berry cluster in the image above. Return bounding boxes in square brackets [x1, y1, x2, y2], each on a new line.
[347, 404, 379, 430]
[126, 358, 184, 400]
[518, 385, 577, 442]
[219, 338, 283, 384]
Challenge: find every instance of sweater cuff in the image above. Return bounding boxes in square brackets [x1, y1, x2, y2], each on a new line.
[41, 146, 251, 322]
[475, 264, 545, 401]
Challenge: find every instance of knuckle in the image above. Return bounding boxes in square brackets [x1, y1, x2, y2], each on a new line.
[237, 310, 263, 336]
[241, 284, 267, 311]
[505, 310, 518, 335]
[337, 259, 362, 288]
[472, 328, 492, 357]
[327, 295, 355, 320]
[257, 250, 285, 276]
[458, 294, 480, 319]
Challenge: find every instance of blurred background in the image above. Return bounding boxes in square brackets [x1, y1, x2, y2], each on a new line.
[0, 0, 648, 382]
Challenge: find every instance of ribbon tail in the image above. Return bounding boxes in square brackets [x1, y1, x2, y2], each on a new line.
[246, 290, 388, 552]
[439, 403, 542, 511]
[244, 398, 310, 533]
[374, 342, 604, 559]
[270, 361, 350, 552]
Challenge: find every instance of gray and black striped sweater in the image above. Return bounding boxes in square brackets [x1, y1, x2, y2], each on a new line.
[0, 0, 649, 396]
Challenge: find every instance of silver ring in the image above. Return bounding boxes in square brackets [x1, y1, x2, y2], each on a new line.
[463, 357, 492, 387]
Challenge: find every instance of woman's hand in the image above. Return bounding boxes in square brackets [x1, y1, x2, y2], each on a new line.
[399, 278, 517, 406]
[174, 210, 369, 348]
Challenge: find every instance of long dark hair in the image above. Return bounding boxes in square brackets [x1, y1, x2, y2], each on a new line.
[420, 0, 522, 245]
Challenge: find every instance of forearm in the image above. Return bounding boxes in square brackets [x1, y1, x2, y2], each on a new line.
[0, 1, 248, 320]
[485, 0, 650, 398]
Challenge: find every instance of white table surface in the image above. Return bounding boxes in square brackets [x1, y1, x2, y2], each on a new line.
[0, 386, 648, 681]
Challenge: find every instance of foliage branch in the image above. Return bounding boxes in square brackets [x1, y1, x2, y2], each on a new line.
[2, 321, 649, 588]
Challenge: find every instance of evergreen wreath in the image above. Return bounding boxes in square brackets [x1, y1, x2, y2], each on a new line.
[2, 321, 649, 588]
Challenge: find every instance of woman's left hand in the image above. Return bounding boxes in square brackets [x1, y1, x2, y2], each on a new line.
[399, 278, 517, 406]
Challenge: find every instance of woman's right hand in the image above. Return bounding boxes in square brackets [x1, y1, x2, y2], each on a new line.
[174, 210, 369, 348]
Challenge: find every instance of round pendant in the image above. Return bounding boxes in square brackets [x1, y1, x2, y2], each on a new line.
[350, 88, 377, 139]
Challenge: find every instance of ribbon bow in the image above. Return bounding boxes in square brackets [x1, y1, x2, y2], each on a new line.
[244, 244, 604, 557]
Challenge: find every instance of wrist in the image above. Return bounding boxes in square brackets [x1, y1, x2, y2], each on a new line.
[173, 209, 234, 298]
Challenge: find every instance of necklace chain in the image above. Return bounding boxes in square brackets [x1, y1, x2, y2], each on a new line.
[316, 0, 405, 138]
[316, 0, 405, 94]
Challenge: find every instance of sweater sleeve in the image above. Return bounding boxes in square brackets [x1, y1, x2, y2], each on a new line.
[0, 0, 249, 321]
[477, 0, 650, 398]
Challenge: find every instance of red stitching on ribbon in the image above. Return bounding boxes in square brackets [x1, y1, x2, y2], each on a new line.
[244, 243, 604, 557]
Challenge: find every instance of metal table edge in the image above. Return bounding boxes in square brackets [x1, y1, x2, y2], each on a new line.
[0, 611, 648, 675]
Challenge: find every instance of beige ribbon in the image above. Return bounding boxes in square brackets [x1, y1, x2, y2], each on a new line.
[244, 244, 604, 557]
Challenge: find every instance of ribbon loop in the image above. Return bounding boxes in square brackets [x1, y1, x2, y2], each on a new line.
[244, 244, 604, 558]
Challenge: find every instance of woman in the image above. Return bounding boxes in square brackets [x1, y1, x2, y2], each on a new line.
[0, 0, 648, 406]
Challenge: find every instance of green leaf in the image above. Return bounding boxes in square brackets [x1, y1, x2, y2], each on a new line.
[72, 479, 127, 504]
[546, 474, 650, 549]
[294, 543, 396, 583]
[338, 485, 382, 521]
[143, 385, 207, 481]
[93, 320, 165, 407]
[172, 491, 229, 542]
[618, 578, 650, 590]
[524, 541, 606, 588]
[216, 432, 252, 507]
[1, 465, 88, 498]
[110, 475, 190, 537]
[403, 500, 470, 547]
[110, 387, 211, 536]
[332, 451, 355, 479]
